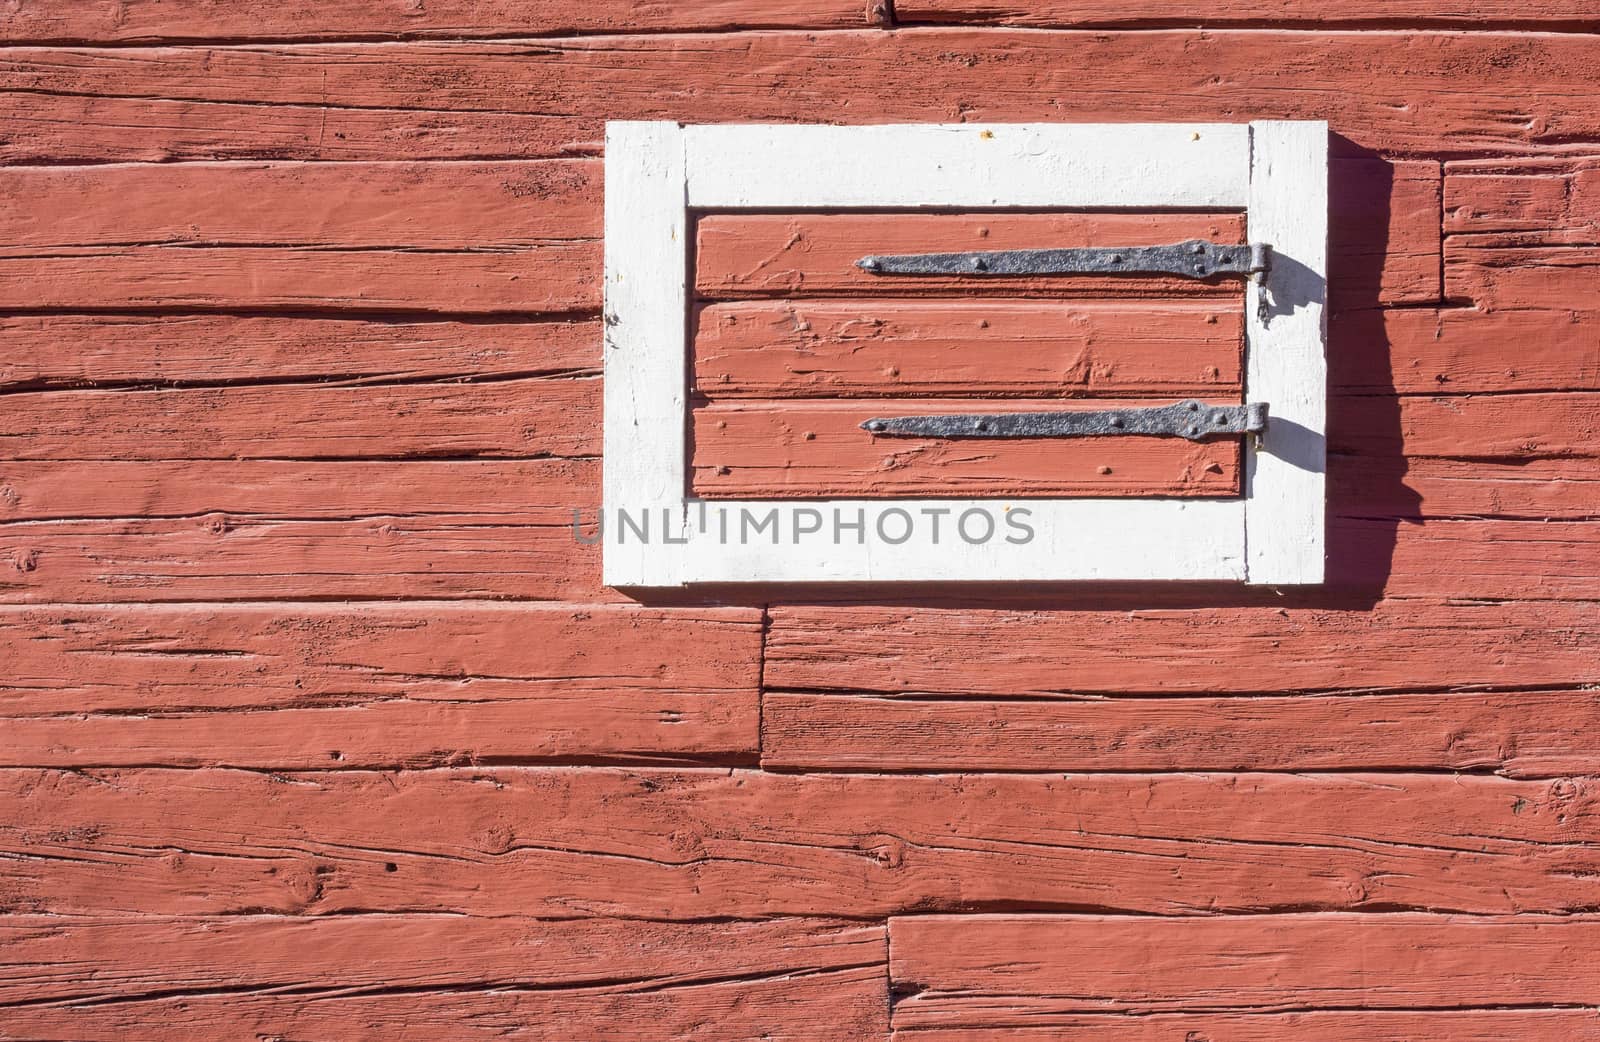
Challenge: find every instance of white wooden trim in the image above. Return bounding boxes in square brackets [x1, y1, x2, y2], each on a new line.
[1244, 120, 1329, 585]
[602, 120, 1326, 587]
[601, 121, 688, 587]
[684, 123, 1250, 210]
[644, 499, 1243, 584]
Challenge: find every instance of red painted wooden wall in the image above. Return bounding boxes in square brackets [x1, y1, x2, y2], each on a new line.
[4, 3, 1600, 1038]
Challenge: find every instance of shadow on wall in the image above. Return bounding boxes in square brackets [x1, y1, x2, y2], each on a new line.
[632, 130, 1419, 613]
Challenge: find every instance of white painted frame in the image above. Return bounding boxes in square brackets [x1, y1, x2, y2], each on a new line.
[603, 122, 1327, 586]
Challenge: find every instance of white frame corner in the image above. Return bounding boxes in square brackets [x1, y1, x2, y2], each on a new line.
[603, 121, 1327, 587]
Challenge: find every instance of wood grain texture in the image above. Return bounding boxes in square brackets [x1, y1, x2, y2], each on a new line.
[689, 399, 1242, 498]
[0, 916, 887, 1042]
[1332, 307, 1600, 394]
[890, 914, 1600, 1025]
[0, 161, 600, 313]
[695, 212, 1246, 300]
[0, 314, 598, 390]
[0, 604, 760, 767]
[1331, 455, 1600, 519]
[1329, 157, 1441, 305]
[1444, 156, 1600, 308]
[890, 1011, 1600, 1042]
[765, 600, 1600, 696]
[7, 767, 1600, 917]
[692, 301, 1243, 400]
[1332, 392, 1600, 460]
[0, 459, 602, 603]
[0, 378, 598, 460]
[9, 32, 1600, 162]
[0, 0, 871, 43]
[762, 689, 1600, 775]
[892, 0, 1600, 28]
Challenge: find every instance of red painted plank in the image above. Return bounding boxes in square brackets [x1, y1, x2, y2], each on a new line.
[8, 33, 1597, 162]
[0, 514, 604, 603]
[0, 160, 598, 312]
[0, 243, 595, 313]
[892, 0, 1600, 27]
[0, 1, 868, 43]
[7, 768, 1600, 917]
[891, 1011, 1600, 1042]
[0, 378, 598, 460]
[0, 314, 597, 389]
[762, 689, 1600, 776]
[1444, 158, 1600, 308]
[1335, 517, 1600, 600]
[0, 458, 592, 521]
[693, 301, 1242, 399]
[695, 212, 1245, 300]
[1330, 455, 1600, 519]
[1444, 156, 1600, 236]
[0, 161, 599, 313]
[1329, 157, 1442, 306]
[765, 599, 1600, 696]
[1332, 392, 1600, 460]
[689, 399, 1242, 498]
[0, 161, 600, 247]
[890, 914, 1600, 1024]
[0, 916, 887, 1042]
[0, 604, 759, 767]
[1332, 307, 1600, 394]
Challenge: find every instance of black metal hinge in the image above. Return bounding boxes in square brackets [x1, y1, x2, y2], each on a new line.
[856, 239, 1270, 281]
[861, 399, 1269, 442]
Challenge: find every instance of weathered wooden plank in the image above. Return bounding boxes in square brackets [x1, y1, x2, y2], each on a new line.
[0, 161, 600, 312]
[0, 378, 598, 460]
[0, 0, 870, 43]
[0, 514, 603, 603]
[0, 161, 601, 247]
[762, 689, 1600, 776]
[0, 604, 760, 767]
[0, 916, 886, 1042]
[692, 301, 1241, 400]
[765, 599, 1600, 696]
[890, 914, 1600, 1026]
[1330, 454, 1600, 519]
[0, 243, 596, 313]
[0, 314, 598, 390]
[893, 0, 1600, 28]
[1332, 392, 1600, 460]
[1445, 240, 1600, 310]
[695, 212, 1244, 300]
[0, 459, 592, 521]
[890, 1011, 1600, 1042]
[1444, 157, 1600, 307]
[1331, 517, 1600, 600]
[1329, 157, 1441, 306]
[1332, 307, 1600, 394]
[6, 768, 1600, 916]
[6, 32, 1599, 162]
[689, 399, 1242, 498]
[1444, 156, 1600, 236]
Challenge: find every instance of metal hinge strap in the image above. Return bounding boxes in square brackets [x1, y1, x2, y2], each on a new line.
[857, 239, 1271, 281]
[861, 399, 1269, 442]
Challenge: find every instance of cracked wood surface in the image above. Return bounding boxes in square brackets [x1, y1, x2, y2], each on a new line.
[0, 915, 887, 1042]
[4, 6, 1600, 1038]
[762, 689, 1600, 776]
[6, 767, 1600, 917]
[890, 914, 1600, 1026]
[0, 605, 758, 767]
[8, 32, 1600, 163]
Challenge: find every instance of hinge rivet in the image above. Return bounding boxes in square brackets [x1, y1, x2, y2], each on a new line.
[971, 257, 988, 271]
